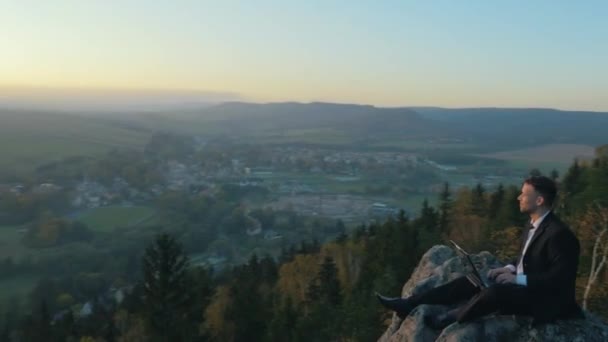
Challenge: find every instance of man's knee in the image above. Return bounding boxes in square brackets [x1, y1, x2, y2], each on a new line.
[454, 286, 501, 323]
[482, 285, 501, 300]
[451, 276, 482, 294]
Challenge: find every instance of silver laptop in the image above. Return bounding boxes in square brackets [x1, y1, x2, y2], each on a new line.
[450, 240, 492, 288]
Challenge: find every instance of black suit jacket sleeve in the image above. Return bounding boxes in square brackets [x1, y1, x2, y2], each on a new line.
[526, 228, 580, 293]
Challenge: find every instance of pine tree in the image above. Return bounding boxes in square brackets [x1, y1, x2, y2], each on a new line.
[37, 300, 51, 341]
[489, 183, 505, 221]
[417, 199, 439, 251]
[305, 256, 341, 306]
[471, 183, 486, 216]
[259, 254, 278, 284]
[561, 160, 582, 197]
[335, 219, 348, 243]
[300, 256, 343, 341]
[54, 310, 75, 342]
[280, 243, 301, 263]
[227, 264, 271, 341]
[550, 169, 560, 181]
[0, 311, 9, 342]
[267, 297, 298, 342]
[20, 301, 52, 342]
[0, 323, 8, 342]
[141, 233, 195, 341]
[317, 256, 342, 306]
[248, 253, 260, 278]
[496, 185, 526, 227]
[420, 199, 437, 228]
[560, 159, 587, 217]
[397, 209, 408, 224]
[438, 182, 452, 236]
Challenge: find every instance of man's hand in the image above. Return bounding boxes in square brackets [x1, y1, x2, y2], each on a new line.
[487, 267, 512, 280]
[495, 272, 516, 284]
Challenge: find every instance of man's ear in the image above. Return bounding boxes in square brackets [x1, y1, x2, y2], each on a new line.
[536, 195, 545, 207]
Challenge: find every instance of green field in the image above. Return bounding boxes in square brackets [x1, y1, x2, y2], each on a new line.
[372, 139, 478, 151]
[0, 225, 30, 259]
[470, 159, 569, 177]
[475, 144, 595, 164]
[390, 194, 434, 213]
[0, 224, 62, 260]
[75, 205, 158, 232]
[251, 127, 355, 145]
[0, 224, 81, 291]
[0, 110, 151, 175]
[0, 205, 157, 307]
[0, 274, 39, 307]
[323, 181, 368, 193]
[499, 160, 567, 176]
[0, 205, 156, 260]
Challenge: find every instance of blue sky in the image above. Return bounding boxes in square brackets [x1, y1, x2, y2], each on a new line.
[1, 1, 607, 110]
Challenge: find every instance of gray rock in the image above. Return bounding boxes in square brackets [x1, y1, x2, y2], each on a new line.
[378, 245, 608, 342]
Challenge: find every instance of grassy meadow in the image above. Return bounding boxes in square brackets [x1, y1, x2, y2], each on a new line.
[371, 139, 478, 151]
[474, 144, 595, 166]
[75, 205, 158, 232]
[0, 206, 156, 260]
[0, 225, 29, 260]
[0, 205, 158, 306]
[0, 274, 39, 307]
[250, 127, 356, 145]
[0, 110, 151, 175]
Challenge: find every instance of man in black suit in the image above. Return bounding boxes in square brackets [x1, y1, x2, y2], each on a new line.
[376, 176, 583, 329]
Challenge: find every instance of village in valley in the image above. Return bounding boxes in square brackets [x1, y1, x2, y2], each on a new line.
[0, 131, 536, 323]
[0, 135, 520, 238]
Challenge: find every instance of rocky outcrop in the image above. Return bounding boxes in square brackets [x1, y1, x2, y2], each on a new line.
[378, 245, 608, 342]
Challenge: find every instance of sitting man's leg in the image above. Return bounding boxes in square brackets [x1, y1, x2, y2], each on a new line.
[424, 283, 532, 329]
[456, 283, 531, 323]
[376, 276, 480, 318]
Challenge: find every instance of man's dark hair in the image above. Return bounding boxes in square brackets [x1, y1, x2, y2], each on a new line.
[524, 176, 557, 207]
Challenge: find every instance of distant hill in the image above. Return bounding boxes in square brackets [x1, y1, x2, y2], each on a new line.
[187, 102, 453, 140]
[2, 103, 607, 175]
[167, 103, 608, 150]
[5, 103, 606, 150]
[410, 107, 608, 148]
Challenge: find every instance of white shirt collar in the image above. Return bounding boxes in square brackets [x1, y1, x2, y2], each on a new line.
[530, 210, 551, 230]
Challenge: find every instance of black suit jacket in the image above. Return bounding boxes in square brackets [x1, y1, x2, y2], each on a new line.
[510, 212, 582, 323]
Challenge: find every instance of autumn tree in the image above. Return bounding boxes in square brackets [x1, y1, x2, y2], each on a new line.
[577, 204, 608, 312]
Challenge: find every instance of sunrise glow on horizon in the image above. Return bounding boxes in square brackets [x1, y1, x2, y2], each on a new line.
[2, 1, 607, 111]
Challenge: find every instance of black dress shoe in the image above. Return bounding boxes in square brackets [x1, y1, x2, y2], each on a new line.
[424, 310, 457, 330]
[375, 292, 416, 319]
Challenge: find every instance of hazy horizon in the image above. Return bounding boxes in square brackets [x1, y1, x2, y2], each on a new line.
[2, 1, 607, 111]
[0, 85, 245, 111]
[2, 85, 608, 113]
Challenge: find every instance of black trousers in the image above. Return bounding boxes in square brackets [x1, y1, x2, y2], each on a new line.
[409, 276, 533, 323]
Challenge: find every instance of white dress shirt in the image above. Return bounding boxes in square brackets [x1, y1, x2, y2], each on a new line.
[504, 210, 551, 286]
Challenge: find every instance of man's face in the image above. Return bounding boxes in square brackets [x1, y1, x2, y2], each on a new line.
[518, 183, 542, 214]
